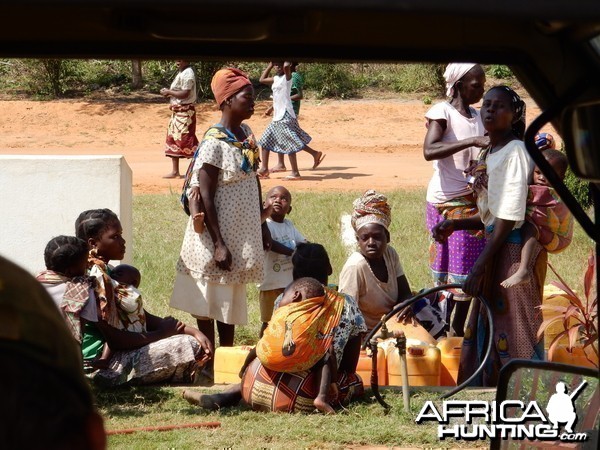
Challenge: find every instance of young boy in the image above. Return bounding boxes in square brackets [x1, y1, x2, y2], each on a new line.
[501, 148, 574, 288]
[258, 185, 306, 335]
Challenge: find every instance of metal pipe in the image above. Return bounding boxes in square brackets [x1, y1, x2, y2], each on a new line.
[360, 283, 495, 405]
[368, 338, 389, 410]
[395, 331, 410, 412]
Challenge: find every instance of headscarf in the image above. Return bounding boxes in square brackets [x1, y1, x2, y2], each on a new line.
[444, 63, 477, 97]
[351, 189, 392, 232]
[210, 67, 252, 107]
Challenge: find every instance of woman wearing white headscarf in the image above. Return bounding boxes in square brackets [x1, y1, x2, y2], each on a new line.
[422, 63, 489, 336]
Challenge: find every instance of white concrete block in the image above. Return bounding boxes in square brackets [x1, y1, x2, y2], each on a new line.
[0, 155, 132, 274]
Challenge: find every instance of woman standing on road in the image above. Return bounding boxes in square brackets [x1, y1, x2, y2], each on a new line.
[423, 63, 489, 336]
[161, 60, 199, 179]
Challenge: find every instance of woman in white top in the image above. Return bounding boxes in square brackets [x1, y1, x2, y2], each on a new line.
[257, 61, 325, 180]
[432, 86, 544, 387]
[161, 60, 199, 179]
[423, 63, 489, 336]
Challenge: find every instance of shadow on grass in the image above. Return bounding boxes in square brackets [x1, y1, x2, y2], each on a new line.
[93, 385, 175, 418]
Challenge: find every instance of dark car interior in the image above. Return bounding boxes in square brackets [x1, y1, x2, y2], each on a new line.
[2, 1, 599, 447]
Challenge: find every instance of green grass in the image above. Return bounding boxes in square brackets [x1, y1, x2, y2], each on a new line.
[103, 189, 593, 448]
[96, 384, 495, 449]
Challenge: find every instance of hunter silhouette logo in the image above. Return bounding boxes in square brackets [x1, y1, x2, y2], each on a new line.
[546, 381, 586, 434]
[415, 380, 589, 442]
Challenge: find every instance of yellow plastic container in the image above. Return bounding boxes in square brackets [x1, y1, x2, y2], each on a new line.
[386, 345, 441, 386]
[384, 317, 437, 346]
[542, 284, 575, 349]
[214, 345, 253, 384]
[356, 349, 387, 386]
[436, 337, 463, 386]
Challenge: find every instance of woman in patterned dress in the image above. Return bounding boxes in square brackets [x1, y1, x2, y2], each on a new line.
[432, 86, 546, 386]
[161, 60, 199, 179]
[170, 68, 268, 380]
[74, 209, 213, 387]
[423, 63, 489, 336]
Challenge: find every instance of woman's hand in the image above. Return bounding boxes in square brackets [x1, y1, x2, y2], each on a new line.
[462, 264, 485, 297]
[183, 326, 214, 365]
[160, 88, 169, 97]
[214, 241, 233, 271]
[432, 219, 454, 242]
[472, 136, 490, 148]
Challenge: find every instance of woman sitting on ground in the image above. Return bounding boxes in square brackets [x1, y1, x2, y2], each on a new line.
[338, 190, 413, 334]
[183, 242, 367, 413]
[75, 208, 213, 386]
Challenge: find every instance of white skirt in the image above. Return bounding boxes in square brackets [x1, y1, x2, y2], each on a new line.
[170, 271, 248, 325]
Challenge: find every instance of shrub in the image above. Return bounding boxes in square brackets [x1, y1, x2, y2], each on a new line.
[564, 168, 592, 210]
[303, 63, 357, 99]
[487, 64, 513, 79]
[390, 63, 445, 96]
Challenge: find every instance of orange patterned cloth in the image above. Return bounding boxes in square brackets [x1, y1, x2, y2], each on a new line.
[210, 67, 252, 107]
[526, 185, 573, 253]
[256, 289, 345, 372]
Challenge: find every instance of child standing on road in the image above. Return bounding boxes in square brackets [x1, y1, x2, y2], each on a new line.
[257, 61, 325, 180]
[258, 185, 306, 335]
[269, 62, 306, 173]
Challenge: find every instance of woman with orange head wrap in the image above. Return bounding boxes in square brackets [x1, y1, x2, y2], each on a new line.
[171, 68, 269, 380]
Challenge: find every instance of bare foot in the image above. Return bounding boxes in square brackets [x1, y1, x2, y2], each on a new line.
[163, 172, 181, 179]
[501, 270, 531, 288]
[270, 165, 287, 173]
[182, 390, 220, 411]
[193, 212, 205, 233]
[257, 168, 270, 179]
[314, 395, 335, 414]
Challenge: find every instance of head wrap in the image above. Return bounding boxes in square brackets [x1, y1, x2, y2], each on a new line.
[535, 132, 556, 151]
[211, 67, 252, 107]
[443, 63, 477, 97]
[351, 189, 392, 232]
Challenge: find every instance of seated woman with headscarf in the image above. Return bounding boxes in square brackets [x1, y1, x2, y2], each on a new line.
[338, 190, 413, 334]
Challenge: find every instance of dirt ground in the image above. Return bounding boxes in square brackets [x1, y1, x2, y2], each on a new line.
[0, 96, 555, 194]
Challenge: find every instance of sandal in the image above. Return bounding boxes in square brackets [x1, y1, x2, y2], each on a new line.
[312, 152, 326, 170]
[284, 175, 302, 181]
[257, 170, 270, 179]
